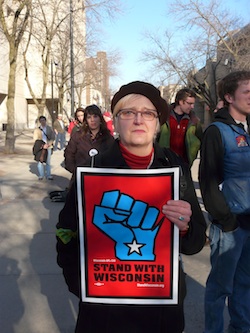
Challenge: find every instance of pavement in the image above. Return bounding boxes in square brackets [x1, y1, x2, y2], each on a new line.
[0, 130, 229, 333]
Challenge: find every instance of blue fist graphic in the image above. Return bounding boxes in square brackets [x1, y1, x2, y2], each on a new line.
[93, 190, 164, 260]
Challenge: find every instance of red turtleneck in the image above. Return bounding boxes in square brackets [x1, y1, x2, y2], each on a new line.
[119, 142, 154, 169]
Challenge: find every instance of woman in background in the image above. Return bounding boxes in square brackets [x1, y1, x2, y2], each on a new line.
[67, 107, 85, 137]
[64, 104, 114, 175]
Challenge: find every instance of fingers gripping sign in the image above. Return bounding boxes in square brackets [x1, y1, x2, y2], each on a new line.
[93, 190, 164, 261]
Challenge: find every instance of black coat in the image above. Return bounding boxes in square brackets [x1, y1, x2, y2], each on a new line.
[64, 129, 114, 173]
[32, 139, 47, 163]
[56, 140, 207, 333]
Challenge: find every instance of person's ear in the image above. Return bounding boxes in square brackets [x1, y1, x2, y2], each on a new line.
[224, 93, 233, 104]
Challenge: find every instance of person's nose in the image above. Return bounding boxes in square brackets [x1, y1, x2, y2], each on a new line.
[133, 112, 143, 124]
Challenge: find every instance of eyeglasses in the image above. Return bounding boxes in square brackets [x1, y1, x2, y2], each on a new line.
[184, 101, 194, 106]
[117, 109, 158, 121]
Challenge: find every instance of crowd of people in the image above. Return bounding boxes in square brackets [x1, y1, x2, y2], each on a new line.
[32, 106, 114, 181]
[32, 70, 250, 333]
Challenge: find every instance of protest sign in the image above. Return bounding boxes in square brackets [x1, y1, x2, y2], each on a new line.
[77, 167, 179, 304]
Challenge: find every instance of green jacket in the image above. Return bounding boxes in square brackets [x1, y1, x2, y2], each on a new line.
[158, 112, 203, 166]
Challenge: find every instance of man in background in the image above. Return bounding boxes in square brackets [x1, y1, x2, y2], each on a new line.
[53, 113, 66, 151]
[199, 71, 250, 333]
[158, 88, 203, 167]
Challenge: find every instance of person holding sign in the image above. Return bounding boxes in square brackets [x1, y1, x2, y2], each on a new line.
[56, 81, 207, 333]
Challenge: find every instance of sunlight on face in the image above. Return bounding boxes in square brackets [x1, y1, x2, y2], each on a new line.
[115, 95, 160, 156]
[227, 80, 250, 120]
[179, 97, 195, 114]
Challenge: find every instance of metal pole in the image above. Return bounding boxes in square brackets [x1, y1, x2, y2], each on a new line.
[51, 60, 54, 114]
[70, 0, 74, 117]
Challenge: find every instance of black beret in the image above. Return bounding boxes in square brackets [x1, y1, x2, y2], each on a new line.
[111, 81, 168, 117]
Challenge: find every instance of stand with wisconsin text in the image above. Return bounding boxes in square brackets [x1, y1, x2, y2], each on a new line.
[93, 262, 165, 284]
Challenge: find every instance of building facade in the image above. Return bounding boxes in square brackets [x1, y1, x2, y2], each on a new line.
[0, 0, 109, 132]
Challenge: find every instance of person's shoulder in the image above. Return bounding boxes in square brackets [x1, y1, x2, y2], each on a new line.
[202, 122, 226, 144]
[69, 129, 82, 142]
[205, 121, 228, 131]
[155, 143, 184, 165]
[165, 148, 186, 166]
[46, 124, 53, 129]
[106, 131, 115, 139]
[189, 111, 201, 125]
[95, 140, 119, 162]
[159, 122, 169, 135]
[75, 125, 85, 133]
[71, 124, 82, 133]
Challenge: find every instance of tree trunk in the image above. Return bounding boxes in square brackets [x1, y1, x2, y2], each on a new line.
[5, 44, 17, 154]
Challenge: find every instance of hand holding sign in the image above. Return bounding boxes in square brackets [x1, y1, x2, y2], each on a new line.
[93, 190, 164, 260]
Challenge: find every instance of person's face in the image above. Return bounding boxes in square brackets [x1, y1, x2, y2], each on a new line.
[39, 118, 46, 127]
[86, 114, 101, 131]
[76, 111, 84, 124]
[115, 95, 159, 154]
[179, 96, 195, 114]
[226, 80, 250, 120]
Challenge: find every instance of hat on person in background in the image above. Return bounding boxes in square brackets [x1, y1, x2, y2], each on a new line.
[111, 81, 168, 123]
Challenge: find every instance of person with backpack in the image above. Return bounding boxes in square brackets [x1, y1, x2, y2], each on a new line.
[199, 71, 250, 333]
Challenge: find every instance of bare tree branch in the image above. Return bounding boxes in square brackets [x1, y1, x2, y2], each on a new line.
[142, 0, 250, 120]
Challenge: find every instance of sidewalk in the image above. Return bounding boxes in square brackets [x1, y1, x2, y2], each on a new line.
[0, 130, 78, 333]
[0, 130, 70, 200]
[0, 130, 229, 333]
